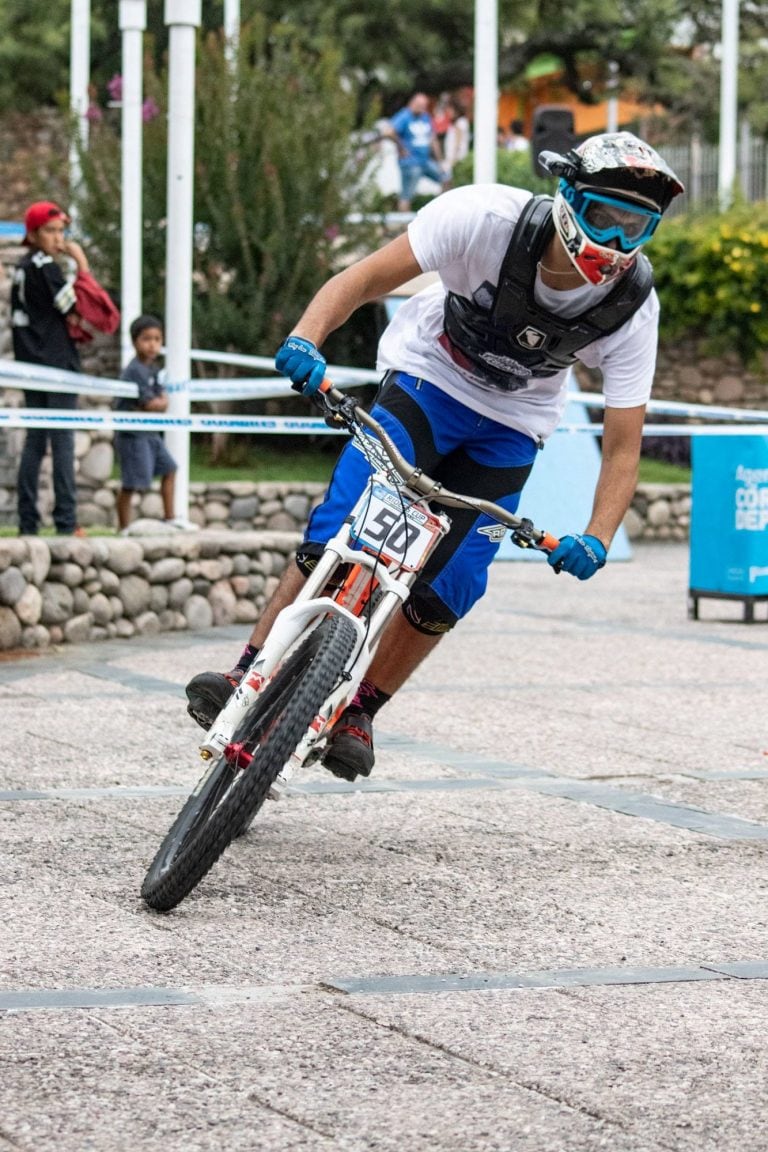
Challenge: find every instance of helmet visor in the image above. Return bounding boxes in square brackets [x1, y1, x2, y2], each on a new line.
[571, 185, 662, 252]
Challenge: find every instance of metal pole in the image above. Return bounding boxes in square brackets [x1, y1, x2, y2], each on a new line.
[164, 0, 201, 518]
[69, 0, 91, 212]
[224, 0, 240, 66]
[119, 0, 146, 368]
[473, 0, 498, 184]
[739, 117, 751, 199]
[690, 132, 703, 207]
[718, 0, 739, 210]
[606, 61, 619, 133]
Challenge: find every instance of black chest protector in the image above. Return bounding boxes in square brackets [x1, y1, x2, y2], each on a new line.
[442, 194, 653, 391]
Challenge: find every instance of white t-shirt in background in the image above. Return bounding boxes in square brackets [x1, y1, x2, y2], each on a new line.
[376, 184, 659, 442]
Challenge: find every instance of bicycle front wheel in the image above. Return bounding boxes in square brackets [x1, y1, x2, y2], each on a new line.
[141, 613, 358, 911]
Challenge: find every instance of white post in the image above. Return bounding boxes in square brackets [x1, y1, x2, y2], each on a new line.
[119, 0, 147, 368]
[69, 0, 91, 211]
[473, 0, 498, 184]
[224, 0, 240, 66]
[718, 0, 739, 210]
[690, 132, 703, 207]
[606, 61, 619, 133]
[739, 117, 751, 199]
[164, 0, 201, 519]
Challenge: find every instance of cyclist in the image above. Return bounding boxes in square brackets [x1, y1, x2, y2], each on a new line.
[187, 131, 684, 782]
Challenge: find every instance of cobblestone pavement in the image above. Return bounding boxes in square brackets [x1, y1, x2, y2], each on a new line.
[2, 542, 768, 1152]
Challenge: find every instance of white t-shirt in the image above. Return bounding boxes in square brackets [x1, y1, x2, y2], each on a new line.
[376, 184, 659, 442]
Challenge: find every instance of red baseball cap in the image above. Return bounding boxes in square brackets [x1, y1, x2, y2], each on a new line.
[23, 201, 70, 244]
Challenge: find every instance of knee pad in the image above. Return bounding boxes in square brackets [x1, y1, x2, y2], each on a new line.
[402, 583, 459, 635]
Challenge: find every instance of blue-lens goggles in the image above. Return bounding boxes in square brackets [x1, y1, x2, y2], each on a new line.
[561, 181, 662, 252]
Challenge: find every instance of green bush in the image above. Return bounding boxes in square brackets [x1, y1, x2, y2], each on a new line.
[649, 202, 768, 365]
[452, 148, 555, 195]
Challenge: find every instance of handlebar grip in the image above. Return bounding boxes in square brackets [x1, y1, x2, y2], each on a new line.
[538, 532, 561, 554]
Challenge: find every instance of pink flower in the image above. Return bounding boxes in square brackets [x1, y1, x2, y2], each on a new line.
[107, 74, 123, 102]
[85, 103, 103, 122]
[142, 98, 160, 122]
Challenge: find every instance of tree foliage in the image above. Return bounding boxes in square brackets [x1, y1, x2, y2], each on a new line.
[650, 200, 768, 364]
[75, 18, 378, 358]
[229, 0, 768, 144]
[4, 1, 768, 141]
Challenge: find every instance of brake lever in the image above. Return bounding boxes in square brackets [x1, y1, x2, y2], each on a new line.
[510, 517, 539, 549]
[310, 390, 359, 431]
[511, 517, 561, 556]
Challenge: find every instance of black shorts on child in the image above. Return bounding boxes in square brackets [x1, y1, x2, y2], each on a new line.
[115, 432, 177, 490]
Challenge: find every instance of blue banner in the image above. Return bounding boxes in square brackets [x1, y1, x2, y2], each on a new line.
[690, 435, 768, 595]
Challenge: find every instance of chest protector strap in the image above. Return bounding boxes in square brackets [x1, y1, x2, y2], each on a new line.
[443, 194, 653, 390]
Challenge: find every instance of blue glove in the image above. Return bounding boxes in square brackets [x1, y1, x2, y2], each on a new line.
[547, 534, 607, 580]
[275, 337, 326, 396]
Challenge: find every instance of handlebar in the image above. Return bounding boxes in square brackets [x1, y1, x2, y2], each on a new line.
[318, 379, 560, 554]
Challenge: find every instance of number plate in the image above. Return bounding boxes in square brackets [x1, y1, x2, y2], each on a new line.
[350, 482, 442, 571]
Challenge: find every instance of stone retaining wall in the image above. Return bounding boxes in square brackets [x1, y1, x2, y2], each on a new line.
[0, 530, 300, 651]
[0, 476, 692, 540]
[0, 482, 692, 651]
[624, 484, 691, 542]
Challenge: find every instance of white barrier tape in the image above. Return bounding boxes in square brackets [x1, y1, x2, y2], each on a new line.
[0, 358, 135, 398]
[4, 354, 768, 425]
[0, 358, 371, 402]
[0, 407, 343, 435]
[570, 390, 768, 422]
[567, 424, 768, 437]
[188, 347, 379, 384]
[2, 406, 767, 438]
[1, 364, 301, 403]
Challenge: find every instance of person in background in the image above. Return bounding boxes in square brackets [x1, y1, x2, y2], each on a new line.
[386, 91, 448, 213]
[443, 97, 471, 182]
[506, 118, 530, 153]
[431, 93, 452, 154]
[114, 314, 194, 534]
[187, 132, 684, 784]
[11, 201, 88, 536]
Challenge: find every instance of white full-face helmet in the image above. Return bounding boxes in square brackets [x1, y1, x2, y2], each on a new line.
[539, 132, 685, 286]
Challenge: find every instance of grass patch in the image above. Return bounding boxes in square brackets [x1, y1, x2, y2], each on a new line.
[637, 458, 691, 484]
[189, 440, 335, 483]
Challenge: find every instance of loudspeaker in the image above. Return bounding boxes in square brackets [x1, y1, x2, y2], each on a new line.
[531, 105, 576, 178]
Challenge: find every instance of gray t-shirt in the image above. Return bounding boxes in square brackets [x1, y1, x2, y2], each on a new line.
[116, 356, 165, 412]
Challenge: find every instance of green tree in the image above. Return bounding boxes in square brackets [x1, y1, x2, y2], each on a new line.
[7, 2, 768, 146]
[75, 18, 378, 358]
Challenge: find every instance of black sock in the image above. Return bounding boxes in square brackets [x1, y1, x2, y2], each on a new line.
[234, 643, 260, 675]
[346, 679, 391, 718]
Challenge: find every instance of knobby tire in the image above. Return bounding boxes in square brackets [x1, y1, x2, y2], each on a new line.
[141, 614, 357, 911]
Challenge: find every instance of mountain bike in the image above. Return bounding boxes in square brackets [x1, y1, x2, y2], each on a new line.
[141, 381, 559, 912]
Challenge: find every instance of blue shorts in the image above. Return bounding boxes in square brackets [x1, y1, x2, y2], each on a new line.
[115, 432, 176, 491]
[304, 372, 538, 627]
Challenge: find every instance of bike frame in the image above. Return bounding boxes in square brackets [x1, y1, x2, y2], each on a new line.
[197, 382, 559, 781]
[199, 473, 449, 765]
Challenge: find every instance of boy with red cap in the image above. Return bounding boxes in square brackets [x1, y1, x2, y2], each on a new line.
[11, 201, 95, 536]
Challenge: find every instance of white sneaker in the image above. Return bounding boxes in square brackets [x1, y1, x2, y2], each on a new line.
[164, 517, 199, 531]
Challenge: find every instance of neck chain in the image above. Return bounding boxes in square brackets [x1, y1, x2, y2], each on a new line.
[538, 260, 579, 278]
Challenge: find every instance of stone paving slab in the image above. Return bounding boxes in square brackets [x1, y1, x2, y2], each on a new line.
[2, 542, 768, 1150]
[346, 980, 768, 1152]
[0, 999, 660, 1152]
